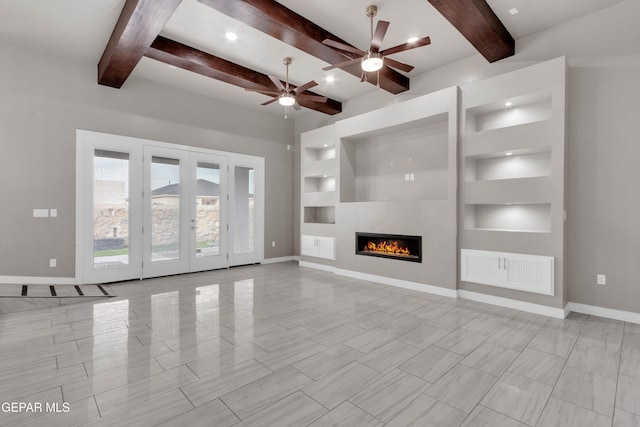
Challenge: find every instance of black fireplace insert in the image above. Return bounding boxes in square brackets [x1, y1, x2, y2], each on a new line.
[355, 232, 422, 263]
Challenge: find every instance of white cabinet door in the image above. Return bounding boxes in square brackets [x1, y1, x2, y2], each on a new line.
[301, 236, 318, 257]
[461, 249, 554, 295]
[460, 249, 501, 286]
[503, 252, 554, 295]
[316, 237, 336, 260]
[301, 235, 335, 260]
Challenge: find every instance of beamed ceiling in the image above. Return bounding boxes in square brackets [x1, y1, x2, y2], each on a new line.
[98, 0, 515, 115]
[0, 0, 632, 118]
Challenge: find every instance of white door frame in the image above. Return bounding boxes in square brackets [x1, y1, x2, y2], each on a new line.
[76, 130, 265, 284]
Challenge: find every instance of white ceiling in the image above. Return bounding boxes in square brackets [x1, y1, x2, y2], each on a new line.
[0, 0, 631, 118]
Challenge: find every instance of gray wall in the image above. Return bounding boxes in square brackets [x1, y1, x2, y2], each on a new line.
[294, 1, 640, 314]
[567, 66, 640, 313]
[0, 40, 294, 278]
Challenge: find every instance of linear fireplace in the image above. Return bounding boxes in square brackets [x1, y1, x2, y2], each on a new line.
[355, 232, 422, 263]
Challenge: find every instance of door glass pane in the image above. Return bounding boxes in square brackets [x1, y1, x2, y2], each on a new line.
[195, 162, 221, 258]
[151, 156, 181, 261]
[234, 166, 254, 254]
[93, 150, 130, 268]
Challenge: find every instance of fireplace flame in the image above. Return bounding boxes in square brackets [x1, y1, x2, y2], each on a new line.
[365, 240, 410, 256]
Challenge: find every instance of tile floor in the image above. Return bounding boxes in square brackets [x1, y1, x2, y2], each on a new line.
[0, 262, 639, 426]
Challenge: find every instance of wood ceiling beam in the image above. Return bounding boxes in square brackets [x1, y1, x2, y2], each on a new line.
[427, 0, 514, 62]
[98, 0, 183, 88]
[196, 0, 410, 94]
[145, 36, 342, 115]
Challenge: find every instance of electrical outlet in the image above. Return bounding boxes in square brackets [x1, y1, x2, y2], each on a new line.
[49, 259, 57, 268]
[597, 274, 606, 285]
[272, 241, 276, 247]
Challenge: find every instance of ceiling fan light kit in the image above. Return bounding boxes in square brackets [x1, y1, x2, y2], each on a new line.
[322, 4, 431, 86]
[242, 56, 328, 118]
[361, 52, 384, 72]
[278, 93, 296, 106]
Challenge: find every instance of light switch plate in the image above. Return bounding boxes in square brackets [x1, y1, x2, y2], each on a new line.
[33, 209, 49, 218]
[597, 274, 606, 285]
[50, 209, 57, 217]
[49, 259, 57, 268]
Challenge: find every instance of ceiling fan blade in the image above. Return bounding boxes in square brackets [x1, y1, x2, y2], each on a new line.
[268, 75, 286, 92]
[260, 97, 280, 106]
[296, 94, 328, 103]
[322, 57, 362, 71]
[293, 103, 302, 111]
[383, 57, 414, 73]
[322, 39, 365, 56]
[371, 20, 390, 51]
[381, 36, 431, 56]
[293, 80, 318, 94]
[245, 88, 282, 96]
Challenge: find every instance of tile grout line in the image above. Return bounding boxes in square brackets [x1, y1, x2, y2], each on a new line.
[611, 322, 627, 425]
[531, 315, 589, 426]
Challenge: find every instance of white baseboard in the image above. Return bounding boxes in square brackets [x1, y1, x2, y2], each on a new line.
[0, 276, 77, 285]
[334, 268, 458, 298]
[457, 289, 567, 319]
[262, 256, 296, 265]
[567, 302, 640, 325]
[293, 256, 300, 262]
[299, 261, 336, 273]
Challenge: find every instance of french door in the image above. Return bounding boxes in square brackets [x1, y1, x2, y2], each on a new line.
[78, 131, 263, 284]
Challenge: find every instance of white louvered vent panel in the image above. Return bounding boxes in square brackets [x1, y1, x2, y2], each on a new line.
[461, 249, 554, 296]
[504, 255, 553, 295]
[467, 255, 499, 282]
[506, 259, 545, 289]
[461, 250, 500, 286]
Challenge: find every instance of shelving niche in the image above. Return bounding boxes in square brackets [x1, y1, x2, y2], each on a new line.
[465, 149, 552, 182]
[465, 91, 552, 133]
[300, 124, 337, 261]
[340, 113, 449, 203]
[459, 56, 566, 304]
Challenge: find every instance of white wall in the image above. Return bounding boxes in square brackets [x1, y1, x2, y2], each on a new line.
[0, 39, 295, 278]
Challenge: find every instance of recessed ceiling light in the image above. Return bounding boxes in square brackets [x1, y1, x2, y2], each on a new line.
[505, 101, 513, 107]
[407, 36, 420, 43]
[323, 144, 328, 147]
[505, 152, 513, 156]
[323, 174, 328, 178]
[325, 76, 335, 83]
[509, 8, 519, 15]
[225, 32, 238, 41]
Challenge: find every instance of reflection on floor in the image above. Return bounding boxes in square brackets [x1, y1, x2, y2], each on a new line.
[0, 261, 638, 425]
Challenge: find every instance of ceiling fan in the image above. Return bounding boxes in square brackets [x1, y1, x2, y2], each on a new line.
[244, 57, 328, 118]
[322, 5, 431, 83]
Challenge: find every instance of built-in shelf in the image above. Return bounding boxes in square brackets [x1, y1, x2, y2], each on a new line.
[304, 175, 336, 193]
[465, 91, 552, 134]
[301, 124, 338, 256]
[464, 203, 551, 233]
[304, 206, 335, 224]
[465, 149, 551, 182]
[303, 145, 336, 162]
